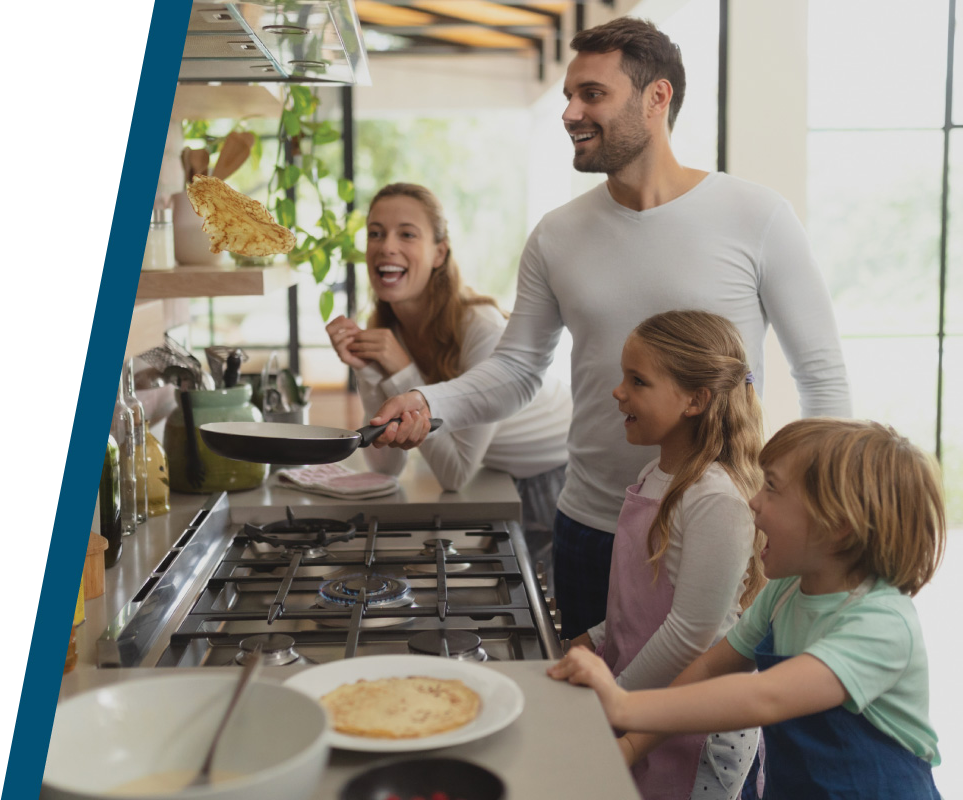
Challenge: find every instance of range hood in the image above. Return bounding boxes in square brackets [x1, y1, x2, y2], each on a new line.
[180, 0, 371, 85]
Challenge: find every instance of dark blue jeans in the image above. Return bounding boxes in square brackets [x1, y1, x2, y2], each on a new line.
[553, 510, 614, 639]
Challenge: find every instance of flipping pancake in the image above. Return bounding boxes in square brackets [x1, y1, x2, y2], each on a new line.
[320, 676, 481, 739]
[186, 175, 296, 257]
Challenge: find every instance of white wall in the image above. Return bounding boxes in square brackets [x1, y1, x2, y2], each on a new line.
[727, 0, 810, 436]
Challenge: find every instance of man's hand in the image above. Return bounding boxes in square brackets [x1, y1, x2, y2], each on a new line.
[369, 391, 433, 449]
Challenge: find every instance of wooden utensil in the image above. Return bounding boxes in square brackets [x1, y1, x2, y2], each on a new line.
[181, 146, 210, 186]
[213, 131, 255, 181]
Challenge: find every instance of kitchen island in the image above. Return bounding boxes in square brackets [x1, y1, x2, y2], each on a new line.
[66, 452, 640, 799]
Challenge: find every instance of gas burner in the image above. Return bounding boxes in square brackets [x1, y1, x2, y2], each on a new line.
[421, 538, 456, 557]
[316, 574, 414, 627]
[243, 507, 356, 558]
[407, 630, 488, 662]
[234, 633, 309, 667]
[319, 575, 411, 606]
[408, 537, 470, 574]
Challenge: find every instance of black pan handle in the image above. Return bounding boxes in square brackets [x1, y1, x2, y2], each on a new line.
[357, 418, 443, 447]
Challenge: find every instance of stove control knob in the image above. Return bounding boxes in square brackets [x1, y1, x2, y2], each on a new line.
[535, 561, 548, 593]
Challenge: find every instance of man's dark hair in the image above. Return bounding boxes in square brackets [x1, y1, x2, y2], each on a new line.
[571, 17, 686, 131]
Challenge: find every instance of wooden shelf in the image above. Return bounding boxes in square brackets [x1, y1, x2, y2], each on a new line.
[136, 262, 296, 299]
[125, 299, 191, 360]
[171, 84, 282, 121]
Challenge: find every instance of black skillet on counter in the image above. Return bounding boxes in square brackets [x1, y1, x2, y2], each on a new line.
[340, 757, 505, 800]
[199, 418, 443, 465]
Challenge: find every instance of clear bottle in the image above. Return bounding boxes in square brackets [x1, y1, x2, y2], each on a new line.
[145, 425, 170, 516]
[111, 377, 138, 536]
[122, 359, 149, 523]
[100, 435, 123, 567]
[64, 580, 85, 674]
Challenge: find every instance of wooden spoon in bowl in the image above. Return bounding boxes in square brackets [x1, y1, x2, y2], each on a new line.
[213, 131, 255, 181]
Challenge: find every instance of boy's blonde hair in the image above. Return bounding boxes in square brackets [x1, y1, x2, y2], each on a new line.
[633, 310, 766, 608]
[760, 419, 946, 596]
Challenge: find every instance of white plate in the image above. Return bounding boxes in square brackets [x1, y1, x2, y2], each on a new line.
[283, 655, 525, 752]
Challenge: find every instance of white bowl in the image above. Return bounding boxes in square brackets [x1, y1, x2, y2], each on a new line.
[41, 674, 330, 800]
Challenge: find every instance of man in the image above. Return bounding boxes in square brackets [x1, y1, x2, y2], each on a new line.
[369, 17, 851, 639]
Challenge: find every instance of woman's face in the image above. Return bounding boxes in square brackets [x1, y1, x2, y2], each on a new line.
[365, 195, 448, 313]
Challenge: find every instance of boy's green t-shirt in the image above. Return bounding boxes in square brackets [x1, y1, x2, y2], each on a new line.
[727, 576, 940, 764]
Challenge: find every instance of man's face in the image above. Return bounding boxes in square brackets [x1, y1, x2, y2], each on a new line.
[562, 50, 650, 174]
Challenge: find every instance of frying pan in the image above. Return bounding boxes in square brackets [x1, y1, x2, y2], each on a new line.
[199, 418, 442, 465]
[339, 757, 505, 800]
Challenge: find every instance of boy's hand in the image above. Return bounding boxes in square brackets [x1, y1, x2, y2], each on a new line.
[547, 646, 625, 721]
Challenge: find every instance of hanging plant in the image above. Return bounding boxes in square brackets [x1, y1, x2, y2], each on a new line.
[268, 85, 366, 320]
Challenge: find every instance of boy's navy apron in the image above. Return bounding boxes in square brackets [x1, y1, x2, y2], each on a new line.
[752, 578, 941, 799]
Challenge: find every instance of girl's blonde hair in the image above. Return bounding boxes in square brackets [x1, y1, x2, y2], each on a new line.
[633, 310, 766, 608]
[760, 419, 946, 596]
[366, 183, 504, 384]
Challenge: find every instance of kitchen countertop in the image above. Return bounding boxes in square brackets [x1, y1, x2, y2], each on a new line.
[66, 456, 638, 798]
[57, 661, 640, 800]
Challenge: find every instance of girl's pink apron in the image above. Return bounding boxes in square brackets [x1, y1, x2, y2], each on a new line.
[599, 480, 707, 800]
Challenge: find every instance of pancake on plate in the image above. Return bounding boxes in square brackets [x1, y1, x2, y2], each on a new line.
[186, 174, 296, 257]
[320, 676, 481, 739]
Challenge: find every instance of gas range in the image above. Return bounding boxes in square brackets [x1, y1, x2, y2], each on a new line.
[98, 493, 563, 668]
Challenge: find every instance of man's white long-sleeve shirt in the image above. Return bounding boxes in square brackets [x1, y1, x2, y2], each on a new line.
[420, 174, 851, 533]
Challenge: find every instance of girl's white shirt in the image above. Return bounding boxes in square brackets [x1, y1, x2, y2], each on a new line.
[589, 459, 755, 690]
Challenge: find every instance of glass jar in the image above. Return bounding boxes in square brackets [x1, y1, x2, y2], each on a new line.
[142, 205, 175, 271]
[164, 384, 268, 493]
[145, 426, 170, 516]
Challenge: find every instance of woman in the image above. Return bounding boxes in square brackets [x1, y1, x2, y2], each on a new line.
[326, 183, 572, 586]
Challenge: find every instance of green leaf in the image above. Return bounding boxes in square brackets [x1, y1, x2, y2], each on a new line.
[337, 178, 354, 203]
[345, 209, 366, 235]
[319, 290, 335, 320]
[276, 197, 296, 229]
[281, 108, 301, 138]
[249, 134, 263, 168]
[277, 164, 301, 190]
[289, 85, 317, 117]
[310, 249, 331, 283]
[319, 209, 338, 236]
[312, 123, 341, 145]
[342, 246, 366, 264]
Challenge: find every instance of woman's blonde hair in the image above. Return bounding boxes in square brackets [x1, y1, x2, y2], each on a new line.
[760, 418, 946, 596]
[633, 310, 766, 608]
[366, 183, 504, 384]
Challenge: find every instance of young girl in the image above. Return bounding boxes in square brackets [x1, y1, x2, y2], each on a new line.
[566, 310, 766, 800]
[550, 418, 946, 800]
[325, 183, 572, 583]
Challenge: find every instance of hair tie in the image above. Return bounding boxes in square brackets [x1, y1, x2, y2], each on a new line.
[745, 371, 754, 385]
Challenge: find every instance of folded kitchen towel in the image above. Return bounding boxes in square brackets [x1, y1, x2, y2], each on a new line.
[275, 463, 400, 500]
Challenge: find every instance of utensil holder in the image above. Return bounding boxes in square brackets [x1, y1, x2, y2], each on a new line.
[164, 385, 268, 493]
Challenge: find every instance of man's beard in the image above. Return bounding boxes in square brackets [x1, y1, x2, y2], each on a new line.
[572, 98, 650, 174]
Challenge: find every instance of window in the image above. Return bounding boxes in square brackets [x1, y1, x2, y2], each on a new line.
[807, 0, 961, 521]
